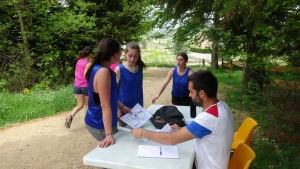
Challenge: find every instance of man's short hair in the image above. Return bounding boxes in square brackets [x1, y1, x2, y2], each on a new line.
[188, 71, 218, 98]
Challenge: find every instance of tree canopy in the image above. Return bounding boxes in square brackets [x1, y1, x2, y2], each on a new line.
[0, 0, 153, 91]
[151, 0, 300, 91]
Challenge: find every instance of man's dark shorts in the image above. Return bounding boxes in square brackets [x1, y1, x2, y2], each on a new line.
[74, 86, 88, 96]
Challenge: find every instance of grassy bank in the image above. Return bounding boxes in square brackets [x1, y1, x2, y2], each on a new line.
[212, 69, 300, 169]
[0, 85, 76, 127]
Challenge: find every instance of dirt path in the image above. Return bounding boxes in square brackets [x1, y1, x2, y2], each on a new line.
[0, 67, 173, 169]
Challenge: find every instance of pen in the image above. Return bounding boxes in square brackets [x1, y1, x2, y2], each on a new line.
[160, 146, 162, 155]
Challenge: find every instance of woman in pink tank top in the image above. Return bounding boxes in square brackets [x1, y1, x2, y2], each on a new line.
[109, 62, 120, 71]
[65, 46, 93, 129]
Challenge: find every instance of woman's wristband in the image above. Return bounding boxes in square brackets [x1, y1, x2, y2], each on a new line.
[141, 129, 145, 138]
[105, 133, 113, 136]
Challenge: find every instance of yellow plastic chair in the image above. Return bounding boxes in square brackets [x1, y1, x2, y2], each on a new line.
[231, 117, 258, 151]
[228, 143, 256, 169]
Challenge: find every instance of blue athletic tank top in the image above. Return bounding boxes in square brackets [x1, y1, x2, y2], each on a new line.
[119, 64, 143, 109]
[172, 67, 191, 97]
[85, 64, 118, 129]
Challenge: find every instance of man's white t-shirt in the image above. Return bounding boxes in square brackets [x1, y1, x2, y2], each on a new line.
[186, 100, 234, 169]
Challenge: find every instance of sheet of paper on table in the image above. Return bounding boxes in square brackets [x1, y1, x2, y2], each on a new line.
[120, 103, 152, 128]
[155, 123, 173, 132]
[137, 145, 179, 159]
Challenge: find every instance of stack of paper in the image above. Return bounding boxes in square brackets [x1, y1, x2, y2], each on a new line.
[137, 145, 179, 159]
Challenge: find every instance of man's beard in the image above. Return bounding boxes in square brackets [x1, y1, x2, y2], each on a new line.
[192, 95, 203, 107]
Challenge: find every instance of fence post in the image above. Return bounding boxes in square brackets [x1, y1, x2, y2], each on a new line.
[221, 58, 224, 68]
[230, 60, 233, 74]
[202, 59, 205, 68]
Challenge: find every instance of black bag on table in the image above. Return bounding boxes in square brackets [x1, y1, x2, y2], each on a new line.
[150, 106, 186, 129]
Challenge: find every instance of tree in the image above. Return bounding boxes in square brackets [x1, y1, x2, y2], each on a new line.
[0, 0, 154, 91]
[150, 0, 220, 70]
[152, 0, 300, 92]
[73, 0, 154, 43]
[0, 0, 96, 91]
[216, 0, 300, 91]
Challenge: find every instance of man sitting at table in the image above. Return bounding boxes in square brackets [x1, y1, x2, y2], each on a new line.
[131, 70, 234, 169]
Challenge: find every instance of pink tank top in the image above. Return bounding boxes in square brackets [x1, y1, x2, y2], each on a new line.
[74, 59, 89, 87]
[110, 62, 120, 71]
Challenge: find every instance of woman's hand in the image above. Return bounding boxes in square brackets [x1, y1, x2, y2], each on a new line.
[117, 109, 127, 127]
[98, 135, 115, 148]
[117, 109, 122, 120]
[120, 106, 131, 114]
[152, 95, 159, 104]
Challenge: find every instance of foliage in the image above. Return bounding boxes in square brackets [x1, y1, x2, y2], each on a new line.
[214, 0, 300, 91]
[0, 0, 97, 91]
[0, 0, 154, 92]
[150, 0, 300, 93]
[190, 46, 212, 53]
[213, 69, 300, 169]
[173, 40, 191, 54]
[149, 0, 214, 49]
[84, 0, 154, 42]
[149, 0, 222, 70]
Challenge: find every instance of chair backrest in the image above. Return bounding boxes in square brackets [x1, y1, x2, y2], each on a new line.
[228, 143, 256, 169]
[233, 117, 258, 149]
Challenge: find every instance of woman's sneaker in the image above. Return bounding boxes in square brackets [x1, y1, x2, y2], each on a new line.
[65, 115, 73, 128]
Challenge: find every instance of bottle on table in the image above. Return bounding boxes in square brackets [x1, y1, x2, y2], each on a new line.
[190, 100, 196, 118]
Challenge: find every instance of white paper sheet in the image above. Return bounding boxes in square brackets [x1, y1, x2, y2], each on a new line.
[155, 123, 173, 132]
[137, 145, 179, 158]
[120, 103, 152, 128]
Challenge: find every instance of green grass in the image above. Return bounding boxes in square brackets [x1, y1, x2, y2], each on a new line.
[145, 63, 175, 68]
[267, 71, 300, 81]
[142, 49, 175, 65]
[0, 84, 76, 127]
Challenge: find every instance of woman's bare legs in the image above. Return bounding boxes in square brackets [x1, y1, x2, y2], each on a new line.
[65, 94, 85, 128]
[84, 95, 89, 110]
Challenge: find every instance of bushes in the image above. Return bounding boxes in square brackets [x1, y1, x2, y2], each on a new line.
[190, 46, 212, 53]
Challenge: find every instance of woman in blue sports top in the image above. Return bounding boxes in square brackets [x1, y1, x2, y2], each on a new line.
[115, 42, 146, 126]
[84, 38, 130, 148]
[152, 52, 194, 106]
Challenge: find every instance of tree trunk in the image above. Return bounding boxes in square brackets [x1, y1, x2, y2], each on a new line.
[210, 13, 219, 70]
[211, 42, 219, 70]
[243, 36, 265, 93]
[14, 2, 31, 89]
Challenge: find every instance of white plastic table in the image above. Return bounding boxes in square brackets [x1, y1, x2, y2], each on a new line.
[83, 104, 202, 169]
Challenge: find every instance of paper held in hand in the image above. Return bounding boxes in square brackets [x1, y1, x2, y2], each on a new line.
[137, 145, 179, 159]
[120, 103, 152, 128]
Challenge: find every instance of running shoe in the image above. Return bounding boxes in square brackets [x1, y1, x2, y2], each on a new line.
[65, 115, 73, 129]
